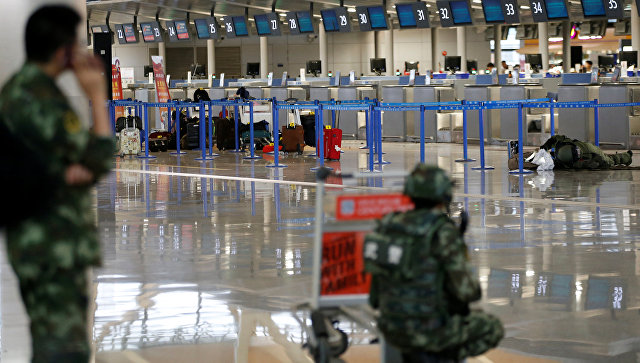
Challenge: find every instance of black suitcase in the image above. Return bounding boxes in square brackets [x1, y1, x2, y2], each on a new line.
[301, 114, 316, 147]
[186, 122, 200, 149]
[214, 118, 237, 150]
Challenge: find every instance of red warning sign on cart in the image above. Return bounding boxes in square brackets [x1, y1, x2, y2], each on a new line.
[335, 194, 414, 221]
[321, 231, 371, 296]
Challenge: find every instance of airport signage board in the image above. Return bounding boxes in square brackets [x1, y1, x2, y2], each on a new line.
[166, 20, 191, 41]
[395, 2, 430, 29]
[501, 0, 521, 23]
[140, 21, 162, 43]
[115, 24, 138, 44]
[603, 0, 624, 18]
[529, 0, 549, 22]
[254, 13, 282, 36]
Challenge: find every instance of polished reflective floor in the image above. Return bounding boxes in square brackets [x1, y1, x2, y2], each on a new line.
[2, 141, 639, 362]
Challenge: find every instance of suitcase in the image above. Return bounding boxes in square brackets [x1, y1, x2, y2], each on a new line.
[318, 128, 342, 160]
[214, 117, 237, 150]
[116, 115, 142, 133]
[241, 130, 272, 151]
[149, 131, 171, 152]
[281, 125, 305, 154]
[186, 122, 200, 149]
[120, 118, 141, 156]
[301, 114, 316, 147]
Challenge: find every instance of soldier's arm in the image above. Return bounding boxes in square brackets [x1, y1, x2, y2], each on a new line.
[81, 134, 115, 181]
[434, 223, 481, 304]
[368, 275, 380, 309]
[541, 135, 567, 150]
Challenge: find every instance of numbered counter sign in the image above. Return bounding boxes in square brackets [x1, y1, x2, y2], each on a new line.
[501, 0, 520, 23]
[436, 1, 455, 27]
[605, 0, 624, 19]
[529, 0, 549, 22]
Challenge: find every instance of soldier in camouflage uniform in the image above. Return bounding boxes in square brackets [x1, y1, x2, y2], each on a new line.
[364, 165, 503, 362]
[0, 6, 114, 362]
[541, 134, 632, 169]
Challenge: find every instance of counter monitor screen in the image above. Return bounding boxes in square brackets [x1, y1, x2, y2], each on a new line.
[233, 16, 249, 36]
[450, 1, 473, 25]
[545, 0, 569, 19]
[321, 9, 340, 32]
[254, 14, 271, 35]
[297, 11, 315, 33]
[368, 6, 389, 29]
[174, 20, 190, 40]
[482, 0, 505, 23]
[92, 25, 110, 33]
[467, 60, 478, 72]
[619, 51, 638, 67]
[525, 53, 543, 71]
[247, 63, 260, 77]
[307, 60, 322, 76]
[581, 0, 606, 17]
[194, 19, 210, 39]
[405, 61, 419, 72]
[598, 55, 615, 69]
[445, 56, 462, 72]
[123, 24, 137, 43]
[370, 58, 387, 75]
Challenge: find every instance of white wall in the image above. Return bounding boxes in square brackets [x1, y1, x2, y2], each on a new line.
[108, 26, 493, 79]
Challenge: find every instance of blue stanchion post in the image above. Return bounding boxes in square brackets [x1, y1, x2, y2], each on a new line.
[420, 105, 426, 163]
[550, 101, 555, 137]
[170, 105, 186, 155]
[331, 98, 336, 128]
[138, 103, 156, 159]
[472, 102, 494, 171]
[360, 100, 370, 150]
[368, 104, 375, 172]
[207, 101, 218, 157]
[594, 99, 600, 146]
[167, 105, 173, 133]
[109, 101, 116, 135]
[244, 102, 261, 160]
[267, 99, 286, 168]
[374, 102, 389, 165]
[509, 103, 532, 175]
[227, 99, 243, 153]
[455, 100, 475, 163]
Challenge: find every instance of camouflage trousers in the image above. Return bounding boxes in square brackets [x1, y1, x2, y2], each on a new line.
[6, 236, 91, 362]
[391, 311, 504, 361]
[574, 143, 632, 169]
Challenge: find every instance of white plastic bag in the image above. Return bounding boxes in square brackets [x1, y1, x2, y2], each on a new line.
[531, 149, 555, 171]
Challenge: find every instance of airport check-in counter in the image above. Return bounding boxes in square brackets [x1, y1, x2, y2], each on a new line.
[411, 85, 456, 142]
[499, 84, 550, 145]
[461, 85, 502, 143]
[310, 86, 339, 126]
[558, 76, 599, 142]
[598, 83, 640, 149]
[381, 85, 414, 141]
[337, 86, 376, 139]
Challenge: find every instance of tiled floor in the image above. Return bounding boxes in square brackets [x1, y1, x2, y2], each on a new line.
[2, 141, 639, 362]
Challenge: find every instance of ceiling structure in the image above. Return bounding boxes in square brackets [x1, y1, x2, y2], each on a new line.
[85, 0, 634, 31]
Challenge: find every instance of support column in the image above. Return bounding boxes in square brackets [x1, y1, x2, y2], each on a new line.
[494, 25, 502, 74]
[538, 22, 549, 71]
[562, 20, 571, 73]
[431, 28, 438, 72]
[457, 27, 467, 72]
[158, 41, 166, 70]
[633, 2, 640, 66]
[260, 36, 268, 79]
[207, 39, 215, 78]
[383, 25, 394, 76]
[319, 24, 327, 76]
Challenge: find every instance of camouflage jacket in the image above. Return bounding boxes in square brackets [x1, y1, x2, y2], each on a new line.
[365, 208, 481, 348]
[0, 63, 114, 268]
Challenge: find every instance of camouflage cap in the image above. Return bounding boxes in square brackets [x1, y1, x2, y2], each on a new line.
[556, 145, 574, 164]
[404, 164, 453, 203]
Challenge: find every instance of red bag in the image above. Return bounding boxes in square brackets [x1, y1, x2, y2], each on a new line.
[317, 129, 342, 160]
[262, 145, 282, 153]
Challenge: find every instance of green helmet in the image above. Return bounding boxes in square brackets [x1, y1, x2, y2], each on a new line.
[404, 164, 453, 204]
[556, 145, 575, 164]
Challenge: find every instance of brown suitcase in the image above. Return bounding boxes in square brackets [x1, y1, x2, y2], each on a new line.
[281, 125, 305, 154]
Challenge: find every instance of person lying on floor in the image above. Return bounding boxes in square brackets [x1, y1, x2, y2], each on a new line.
[540, 135, 632, 169]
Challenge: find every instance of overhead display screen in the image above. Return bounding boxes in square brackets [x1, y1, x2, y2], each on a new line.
[529, 0, 549, 22]
[450, 1, 473, 25]
[221, 16, 236, 38]
[286, 11, 314, 34]
[321, 9, 340, 32]
[368, 6, 389, 30]
[233, 16, 249, 36]
[396, 3, 430, 28]
[581, 0, 606, 17]
[115, 24, 127, 44]
[92, 25, 110, 33]
[123, 24, 137, 42]
[254, 14, 272, 35]
[482, 0, 505, 23]
[194, 19, 210, 39]
[174, 20, 190, 40]
[545, 0, 569, 19]
[140, 21, 162, 43]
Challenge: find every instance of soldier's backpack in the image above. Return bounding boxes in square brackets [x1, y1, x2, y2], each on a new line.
[364, 213, 448, 280]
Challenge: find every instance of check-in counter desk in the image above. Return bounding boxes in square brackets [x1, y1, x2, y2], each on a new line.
[412, 85, 456, 143]
[558, 75, 599, 142]
[310, 86, 339, 126]
[461, 85, 502, 143]
[499, 84, 550, 145]
[598, 83, 640, 149]
[335, 86, 376, 139]
[381, 85, 414, 141]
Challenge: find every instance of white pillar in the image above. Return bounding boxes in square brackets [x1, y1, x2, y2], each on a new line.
[383, 25, 394, 76]
[562, 21, 571, 73]
[158, 41, 166, 70]
[494, 25, 502, 74]
[457, 27, 467, 72]
[259, 36, 268, 79]
[632, 2, 640, 66]
[538, 23, 549, 71]
[207, 39, 215, 77]
[319, 24, 327, 76]
[431, 28, 438, 71]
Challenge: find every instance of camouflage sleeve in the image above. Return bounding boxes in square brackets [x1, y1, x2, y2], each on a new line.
[81, 135, 115, 181]
[434, 223, 481, 304]
[369, 275, 380, 309]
